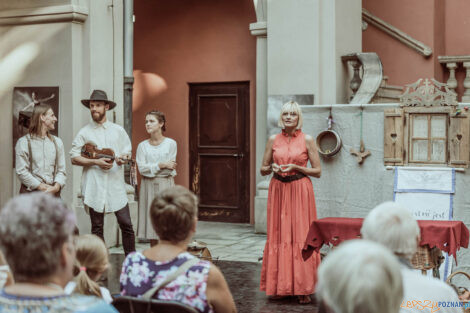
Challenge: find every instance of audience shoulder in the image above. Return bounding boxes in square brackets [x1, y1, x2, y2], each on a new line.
[207, 264, 226, 289]
[65, 294, 117, 313]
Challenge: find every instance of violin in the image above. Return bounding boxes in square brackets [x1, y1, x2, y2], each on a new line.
[81, 142, 138, 187]
[81, 143, 115, 164]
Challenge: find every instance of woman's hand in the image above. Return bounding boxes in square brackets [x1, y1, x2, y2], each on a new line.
[280, 164, 298, 172]
[159, 161, 177, 170]
[271, 163, 281, 173]
[45, 183, 61, 194]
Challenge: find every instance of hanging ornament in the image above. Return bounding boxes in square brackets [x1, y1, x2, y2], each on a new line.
[350, 107, 371, 164]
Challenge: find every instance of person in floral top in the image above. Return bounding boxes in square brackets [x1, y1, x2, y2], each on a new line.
[120, 186, 237, 313]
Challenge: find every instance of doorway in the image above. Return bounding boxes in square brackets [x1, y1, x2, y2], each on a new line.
[189, 82, 250, 223]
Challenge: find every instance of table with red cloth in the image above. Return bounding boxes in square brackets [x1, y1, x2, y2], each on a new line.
[302, 217, 469, 263]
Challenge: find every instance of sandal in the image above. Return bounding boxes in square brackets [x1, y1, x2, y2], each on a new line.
[297, 295, 312, 304]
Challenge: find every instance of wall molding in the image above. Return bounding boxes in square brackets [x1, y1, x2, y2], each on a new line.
[362, 9, 432, 57]
[249, 21, 267, 37]
[0, 5, 88, 26]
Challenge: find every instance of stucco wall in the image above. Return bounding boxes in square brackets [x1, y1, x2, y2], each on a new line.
[362, 0, 470, 100]
[132, 0, 257, 220]
[266, 102, 470, 272]
[0, 0, 125, 215]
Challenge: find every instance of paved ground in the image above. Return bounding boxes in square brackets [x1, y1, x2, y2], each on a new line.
[108, 221, 319, 313]
[109, 221, 268, 262]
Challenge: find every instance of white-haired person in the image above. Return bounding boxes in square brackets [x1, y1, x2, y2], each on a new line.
[317, 239, 403, 313]
[0, 193, 117, 313]
[361, 202, 462, 313]
[259, 100, 321, 304]
[120, 185, 236, 313]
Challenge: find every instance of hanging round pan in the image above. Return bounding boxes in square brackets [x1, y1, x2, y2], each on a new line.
[316, 129, 342, 157]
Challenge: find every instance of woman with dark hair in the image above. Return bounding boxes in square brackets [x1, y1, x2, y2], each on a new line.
[136, 110, 177, 246]
[15, 104, 66, 196]
[120, 186, 236, 313]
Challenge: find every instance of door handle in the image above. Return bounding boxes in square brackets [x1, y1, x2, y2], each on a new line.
[232, 153, 244, 158]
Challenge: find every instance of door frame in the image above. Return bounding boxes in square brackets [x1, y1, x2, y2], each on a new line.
[188, 81, 250, 223]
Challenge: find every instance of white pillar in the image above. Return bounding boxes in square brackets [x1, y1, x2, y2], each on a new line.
[251, 0, 269, 234]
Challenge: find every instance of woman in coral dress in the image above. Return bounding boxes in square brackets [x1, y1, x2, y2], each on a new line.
[259, 101, 322, 304]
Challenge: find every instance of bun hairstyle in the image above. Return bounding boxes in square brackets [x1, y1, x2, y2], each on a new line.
[150, 186, 198, 243]
[72, 234, 109, 298]
[146, 110, 166, 132]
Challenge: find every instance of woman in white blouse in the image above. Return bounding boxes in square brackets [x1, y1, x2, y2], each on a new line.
[136, 111, 177, 246]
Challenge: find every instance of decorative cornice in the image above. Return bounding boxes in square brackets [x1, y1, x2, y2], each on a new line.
[249, 21, 267, 37]
[438, 55, 470, 64]
[362, 9, 432, 57]
[0, 5, 88, 26]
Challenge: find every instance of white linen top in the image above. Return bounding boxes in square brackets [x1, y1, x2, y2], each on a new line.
[15, 134, 67, 190]
[70, 120, 131, 213]
[136, 138, 177, 178]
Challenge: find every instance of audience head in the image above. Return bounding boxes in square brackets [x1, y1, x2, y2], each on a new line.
[0, 193, 76, 283]
[316, 239, 403, 313]
[72, 234, 109, 297]
[150, 185, 198, 243]
[361, 201, 420, 259]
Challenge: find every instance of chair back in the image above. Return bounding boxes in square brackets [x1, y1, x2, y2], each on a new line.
[113, 296, 199, 313]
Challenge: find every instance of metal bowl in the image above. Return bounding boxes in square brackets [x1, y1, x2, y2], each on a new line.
[316, 129, 342, 157]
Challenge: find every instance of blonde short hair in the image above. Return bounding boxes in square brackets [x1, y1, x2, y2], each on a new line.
[317, 240, 403, 313]
[278, 101, 303, 130]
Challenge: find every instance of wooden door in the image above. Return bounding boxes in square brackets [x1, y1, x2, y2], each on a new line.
[189, 82, 250, 223]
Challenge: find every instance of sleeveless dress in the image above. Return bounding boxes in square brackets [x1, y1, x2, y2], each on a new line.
[260, 130, 321, 296]
[120, 251, 213, 313]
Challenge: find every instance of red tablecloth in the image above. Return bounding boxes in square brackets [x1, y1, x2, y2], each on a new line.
[302, 217, 469, 262]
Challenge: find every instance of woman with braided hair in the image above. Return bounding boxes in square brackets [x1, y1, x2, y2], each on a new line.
[120, 186, 237, 313]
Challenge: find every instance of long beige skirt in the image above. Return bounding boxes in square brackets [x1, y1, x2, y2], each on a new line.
[137, 176, 175, 240]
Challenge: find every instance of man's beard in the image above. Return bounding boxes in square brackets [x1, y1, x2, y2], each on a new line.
[92, 111, 106, 122]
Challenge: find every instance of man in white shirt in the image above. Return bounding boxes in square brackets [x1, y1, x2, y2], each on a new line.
[70, 90, 135, 255]
[15, 104, 66, 197]
[361, 202, 462, 313]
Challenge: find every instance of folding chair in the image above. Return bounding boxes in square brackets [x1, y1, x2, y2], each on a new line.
[113, 296, 199, 313]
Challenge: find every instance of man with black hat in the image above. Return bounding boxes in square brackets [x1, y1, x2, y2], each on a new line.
[70, 90, 135, 255]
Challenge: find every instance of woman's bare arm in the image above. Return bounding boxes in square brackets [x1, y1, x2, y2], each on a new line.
[260, 135, 277, 176]
[206, 265, 237, 313]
